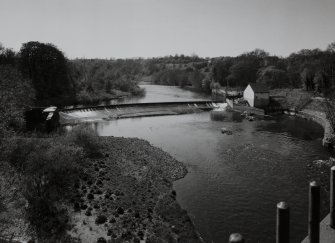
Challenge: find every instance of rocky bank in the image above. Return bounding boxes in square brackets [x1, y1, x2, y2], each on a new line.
[68, 136, 202, 243]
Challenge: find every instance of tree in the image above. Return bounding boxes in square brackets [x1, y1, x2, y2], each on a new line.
[0, 43, 16, 66]
[313, 71, 328, 93]
[0, 65, 35, 137]
[327, 42, 335, 53]
[300, 67, 315, 91]
[257, 66, 289, 88]
[212, 58, 232, 86]
[8, 138, 84, 240]
[19, 42, 74, 105]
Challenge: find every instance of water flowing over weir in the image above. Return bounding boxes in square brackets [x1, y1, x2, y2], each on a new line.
[59, 101, 222, 125]
[63, 85, 334, 243]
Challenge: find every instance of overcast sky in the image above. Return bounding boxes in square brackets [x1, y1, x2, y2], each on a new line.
[1, 0, 335, 58]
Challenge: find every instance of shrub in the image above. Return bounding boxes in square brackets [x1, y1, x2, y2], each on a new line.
[67, 125, 101, 157]
[5, 137, 84, 239]
[95, 215, 107, 225]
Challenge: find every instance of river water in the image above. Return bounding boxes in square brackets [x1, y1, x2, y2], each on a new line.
[86, 85, 331, 243]
[101, 84, 211, 105]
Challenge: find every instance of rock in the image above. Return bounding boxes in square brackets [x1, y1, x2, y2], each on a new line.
[246, 115, 255, 121]
[80, 204, 88, 210]
[97, 237, 107, 243]
[74, 202, 80, 212]
[323, 134, 335, 148]
[95, 215, 107, 225]
[109, 217, 116, 223]
[117, 207, 124, 215]
[87, 193, 94, 200]
[85, 210, 92, 216]
[221, 127, 233, 135]
[96, 180, 103, 187]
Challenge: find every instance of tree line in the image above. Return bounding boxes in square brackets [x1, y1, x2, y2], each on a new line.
[211, 44, 335, 94]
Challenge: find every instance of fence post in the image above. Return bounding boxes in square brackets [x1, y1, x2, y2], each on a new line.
[331, 166, 335, 228]
[309, 181, 320, 243]
[229, 233, 245, 243]
[276, 201, 290, 243]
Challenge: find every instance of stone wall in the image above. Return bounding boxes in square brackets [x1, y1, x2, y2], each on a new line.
[296, 109, 334, 148]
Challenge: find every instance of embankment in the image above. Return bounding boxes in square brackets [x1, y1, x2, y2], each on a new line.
[68, 136, 203, 243]
[296, 101, 334, 147]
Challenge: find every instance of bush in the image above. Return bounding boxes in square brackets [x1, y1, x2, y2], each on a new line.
[5, 137, 84, 239]
[67, 125, 101, 157]
[95, 215, 107, 225]
[131, 86, 145, 96]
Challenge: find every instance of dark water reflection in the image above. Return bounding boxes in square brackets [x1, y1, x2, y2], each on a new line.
[90, 111, 332, 243]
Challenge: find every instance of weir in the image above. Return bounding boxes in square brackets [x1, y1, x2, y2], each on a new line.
[60, 100, 222, 125]
[60, 100, 218, 113]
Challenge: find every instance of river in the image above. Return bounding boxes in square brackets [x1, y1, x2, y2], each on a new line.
[85, 85, 331, 242]
[100, 84, 211, 105]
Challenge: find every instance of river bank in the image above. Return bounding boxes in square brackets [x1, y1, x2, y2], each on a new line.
[293, 98, 335, 148]
[68, 136, 202, 243]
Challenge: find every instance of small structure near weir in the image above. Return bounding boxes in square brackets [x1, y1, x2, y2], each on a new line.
[25, 106, 59, 132]
[243, 83, 270, 108]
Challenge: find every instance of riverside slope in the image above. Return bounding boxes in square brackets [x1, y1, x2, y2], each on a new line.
[68, 136, 202, 243]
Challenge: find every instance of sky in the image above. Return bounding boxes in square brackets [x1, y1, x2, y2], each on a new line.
[1, 0, 335, 59]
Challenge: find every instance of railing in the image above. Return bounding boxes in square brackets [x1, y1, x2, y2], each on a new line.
[227, 166, 335, 243]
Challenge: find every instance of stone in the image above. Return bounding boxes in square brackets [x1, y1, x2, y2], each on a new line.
[97, 237, 107, 243]
[221, 127, 233, 135]
[95, 215, 107, 225]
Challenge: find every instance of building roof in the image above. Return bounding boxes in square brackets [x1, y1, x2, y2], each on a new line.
[248, 83, 269, 93]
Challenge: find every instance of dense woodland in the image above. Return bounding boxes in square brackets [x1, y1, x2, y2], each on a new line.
[1, 40, 335, 241]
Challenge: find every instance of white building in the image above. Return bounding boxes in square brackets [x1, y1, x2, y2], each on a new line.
[243, 83, 269, 108]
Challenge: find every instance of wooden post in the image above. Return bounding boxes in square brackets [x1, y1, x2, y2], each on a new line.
[229, 233, 245, 243]
[309, 181, 320, 243]
[276, 201, 290, 243]
[331, 166, 335, 228]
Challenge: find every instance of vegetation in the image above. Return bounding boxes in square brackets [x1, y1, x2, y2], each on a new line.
[69, 58, 145, 104]
[211, 44, 335, 93]
[19, 42, 75, 105]
[1, 39, 335, 241]
[0, 44, 35, 137]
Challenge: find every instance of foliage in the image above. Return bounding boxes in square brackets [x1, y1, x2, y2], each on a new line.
[0, 167, 25, 241]
[6, 137, 84, 239]
[257, 66, 289, 89]
[0, 43, 16, 66]
[0, 65, 35, 137]
[70, 58, 145, 104]
[67, 125, 101, 157]
[19, 41, 75, 105]
[210, 45, 335, 93]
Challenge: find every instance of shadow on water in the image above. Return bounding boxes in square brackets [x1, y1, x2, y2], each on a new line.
[210, 111, 243, 122]
[255, 115, 324, 141]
